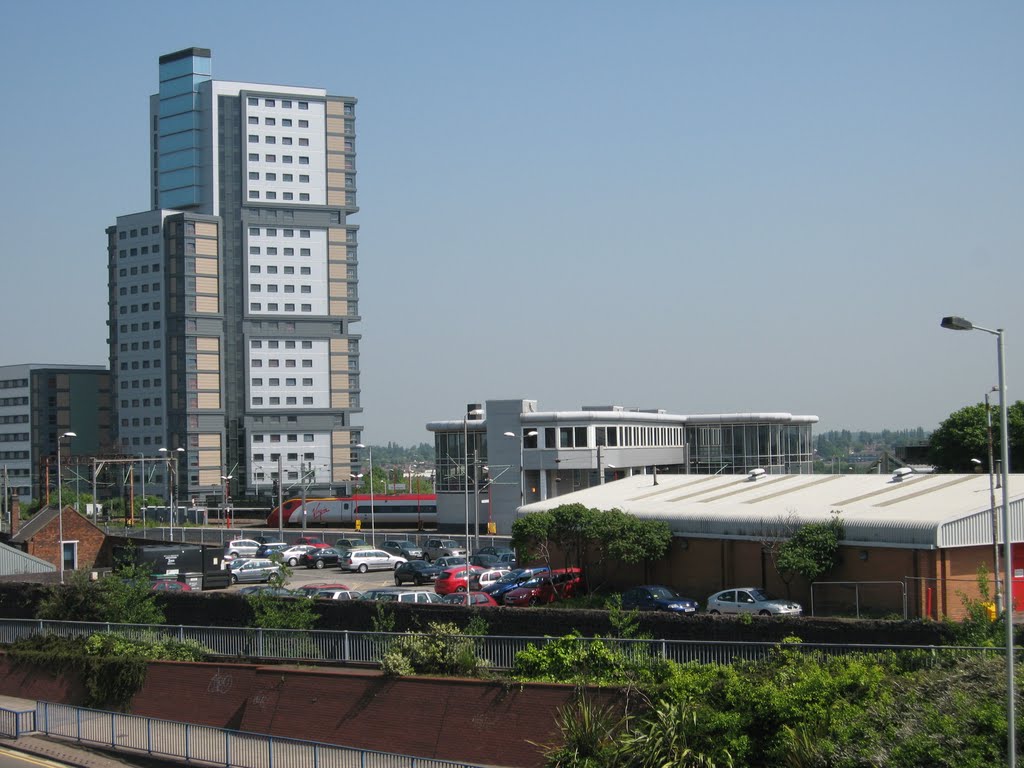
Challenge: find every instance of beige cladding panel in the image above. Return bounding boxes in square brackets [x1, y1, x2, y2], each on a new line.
[327, 170, 346, 186]
[327, 189, 346, 207]
[198, 448, 221, 466]
[330, 373, 350, 390]
[326, 116, 347, 133]
[195, 238, 218, 256]
[329, 299, 348, 316]
[196, 276, 219, 295]
[328, 263, 347, 279]
[197, 392, 221, 409]
[196, 295, 219, 313]
[195, 257, 218, 276]
[195, 222, 218, 238]
[328, 243, 348, 260]
[330, 338, 347, 355]
[328, 282, 346, 298]
[198, 433, 222, 449]
[196, 337, 220, 353]
[197, 373, 220, 390]
[326, 135, 348, 152]
[198, 469, 221, 487]
[326, 102, 346, 118]
[326, 154, 346, 172]
[331, 392, 350, 409]
[197, 353, 219, 371]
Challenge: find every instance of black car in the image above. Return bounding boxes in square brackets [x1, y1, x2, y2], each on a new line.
[620, 585, 700, 614]
[301, 547, 342, 569]
[394, 559, 443, 586]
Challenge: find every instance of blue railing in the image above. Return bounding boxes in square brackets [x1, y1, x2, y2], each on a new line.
[8, 701, 486, 768]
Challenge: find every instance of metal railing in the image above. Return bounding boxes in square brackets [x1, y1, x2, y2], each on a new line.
[0, 618, 1009, 670]
[0, 706, 34, 738]
[14, 701, 485, 768]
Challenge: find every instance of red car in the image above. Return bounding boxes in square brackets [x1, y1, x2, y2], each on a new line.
[434, 565, 485, 596]
[441, 591, 499, 607]
[502, 568, 584, 606]
[294, 536, 331, 549]
[151, 580, 191, 592]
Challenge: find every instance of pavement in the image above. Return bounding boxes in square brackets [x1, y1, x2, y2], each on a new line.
[0, 696, 175, 768]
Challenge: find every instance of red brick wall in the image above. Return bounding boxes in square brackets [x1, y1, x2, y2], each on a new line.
[131, 661, 612, 767]
[26, 507, 106, 572]
[0, 657, 86, 704]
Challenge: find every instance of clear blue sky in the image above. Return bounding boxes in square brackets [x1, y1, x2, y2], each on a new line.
[2, 1, 1021, 445]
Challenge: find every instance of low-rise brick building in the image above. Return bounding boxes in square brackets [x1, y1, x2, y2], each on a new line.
[9, 505, 107, 573]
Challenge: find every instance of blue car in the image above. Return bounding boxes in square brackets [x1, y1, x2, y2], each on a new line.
[482, 566, 550, 603]
[620, 585, 699, 614]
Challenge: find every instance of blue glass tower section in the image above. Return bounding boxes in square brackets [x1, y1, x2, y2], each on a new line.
[157, 48, 211, 210]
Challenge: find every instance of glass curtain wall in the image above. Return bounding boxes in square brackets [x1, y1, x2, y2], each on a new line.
[434, 429, 487, 492]
[686, 423, 813, 474]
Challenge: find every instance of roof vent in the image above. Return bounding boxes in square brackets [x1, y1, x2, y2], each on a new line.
[891, 467, 913, 482]
[748, 468, 766, 481]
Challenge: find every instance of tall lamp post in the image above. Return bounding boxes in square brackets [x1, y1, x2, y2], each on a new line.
[159, 447, 185, 542]
[356, 444, 375, 545]
[941, 314, 1014, 767]
[56, 431, 76, 584]
[221, 474, 233, 528]
[138, 453, 147, 531]
[986, 386, 1004, 612]
[463, 409, 483, 553]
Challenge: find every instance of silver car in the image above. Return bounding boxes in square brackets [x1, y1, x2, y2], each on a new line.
[424, 538, 466, 562]
[230, 558, 282, 585]
[225, 538, 262, 558]
[706, 588, 802, 616]
[360, 588, 443, 604]
[340, 549, 407, 573]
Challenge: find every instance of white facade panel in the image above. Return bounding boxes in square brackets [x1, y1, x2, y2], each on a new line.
[246, 337, 330, 410]
[245, 226, 328, 316]
[242, 95, 326, 206]
[249, 431, 333, 487]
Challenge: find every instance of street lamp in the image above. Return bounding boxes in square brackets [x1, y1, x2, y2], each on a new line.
[463, 409, 483, 554]
[985, 386, 1004, 612]
[356, 444, 375, 545]
[138, 453, 147, 530]
[159, 447, 185, 541]
[941, 314, 1014, 767]
[221, 474, 233, 528]
[56, 431, 76, 584]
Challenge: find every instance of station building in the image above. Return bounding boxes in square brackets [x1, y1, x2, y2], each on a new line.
[426, 399, 817, 535]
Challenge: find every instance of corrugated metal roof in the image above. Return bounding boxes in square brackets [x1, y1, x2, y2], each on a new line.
[0, 542, 55, 575]
[519, 472, 1024, 549]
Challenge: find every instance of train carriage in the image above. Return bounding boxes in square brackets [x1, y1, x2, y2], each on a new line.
[267, 494, 437, 528]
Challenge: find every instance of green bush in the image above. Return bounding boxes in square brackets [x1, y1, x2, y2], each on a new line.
[380, 622, 488, 677]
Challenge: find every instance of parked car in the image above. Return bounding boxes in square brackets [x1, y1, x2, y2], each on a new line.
[255, 542, 288, 558]
[230, 558, 281, 584]
[360, 588, 444, 604]
[434, 566, 485, 596]
[237, 585, 295, 596]
[394, 560, 443, 586]
[279, 545, 315, 567]
[297, 583, 350, 596]
[334, 537, 372, 552]
[225, 539, 261, 558]
[381, 539, 424, 560]
[475, 545, 516, 560]
[503, 568, 584, 606]
[434, 555, 468, 570]
[477, 569, 512, 589]
[441, 591, 499, 607]
[301, 547, 342, 569]
[340, 549, 407, 573]
[424, 538, 467, 562]
[469, 553, 501, 568]
[706, 588, 802, 616]
[294, 536, 330, 549]
[312, 588, 363, 601]
[483, 567, 551, 603]
[150, 579, 191, 592]
[621, 585, 700, 614]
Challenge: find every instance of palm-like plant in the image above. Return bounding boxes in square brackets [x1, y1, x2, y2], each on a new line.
[616, 698, 733, 768]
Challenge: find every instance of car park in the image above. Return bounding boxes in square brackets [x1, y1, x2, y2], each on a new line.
[706, 588, 802, 616]
[621, 585, 700, 614]
[360, 588, 444, 604]
[279, 545, 315, 567]
[394, 560, 443, 586]
[503, 568, 584, 606]
[301, 547, 342, 569]
[441, 591, 499, 607]
[225, 539, 262, 558]
[381, 540, 424, 560]
[424, 538, 467, 562]
[334, 537, 371, 552]
[433, 555, 468, 570]
[150, 579, 191, 592]
[482, 567, 550, 603]
[230, 558, 282, 584]
[434, 566, 485, 595]
[339, 549, 407, 573]
[477, 569, 512, 588]
[255, 542, 288, 558]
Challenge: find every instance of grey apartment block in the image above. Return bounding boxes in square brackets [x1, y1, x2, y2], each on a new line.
[107, 48, 363, 502]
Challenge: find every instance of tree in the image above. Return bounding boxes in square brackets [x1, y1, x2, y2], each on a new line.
[929, 400, 1024, 472]
[775, 514, 845, 589]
